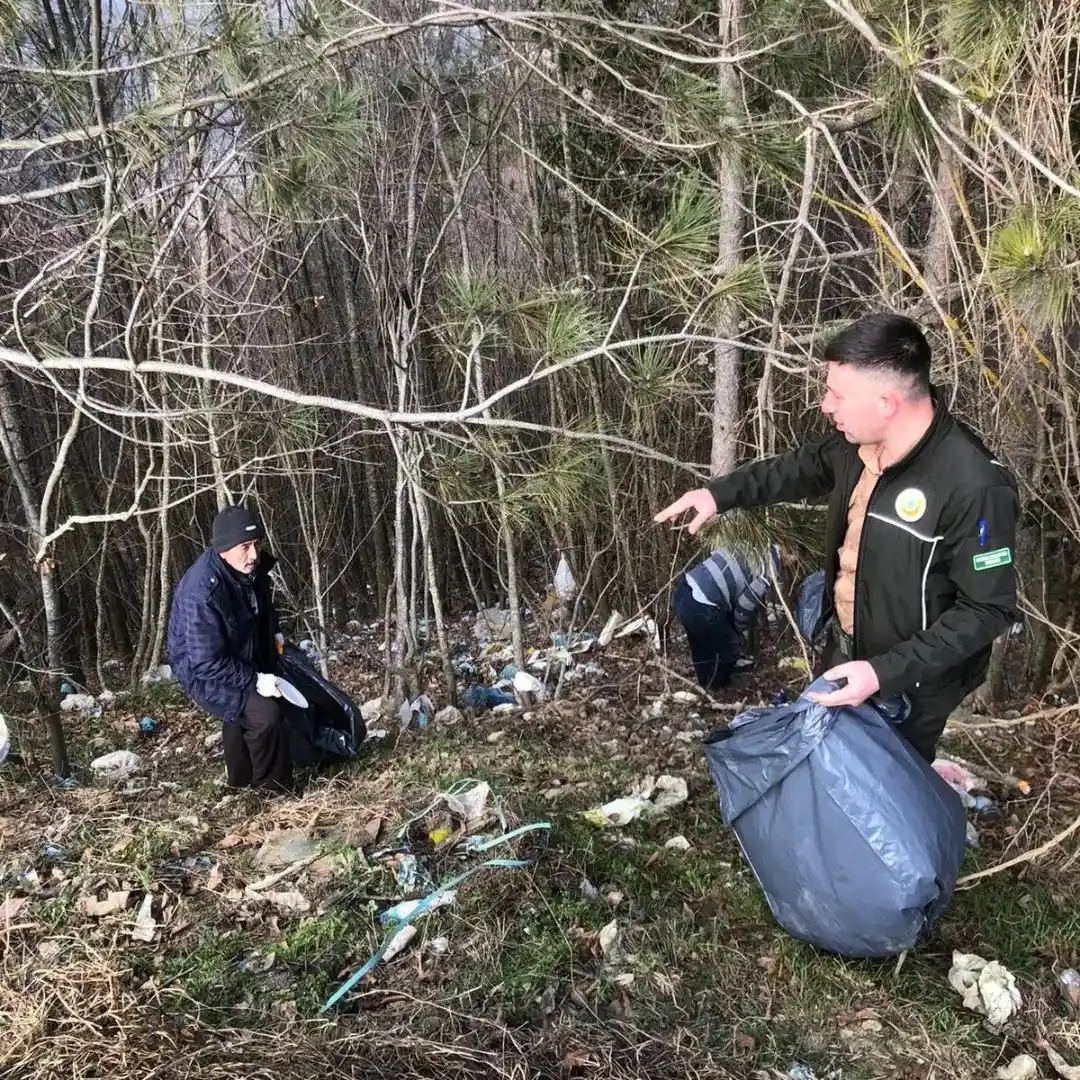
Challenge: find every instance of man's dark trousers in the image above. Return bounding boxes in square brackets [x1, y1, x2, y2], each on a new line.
[672, 578, 743, 690]
[222, 690, 293, 791]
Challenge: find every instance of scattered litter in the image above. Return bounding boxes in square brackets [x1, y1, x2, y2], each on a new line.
[1, 896, 29, 924]
[554, 554, 577, 601]
[652, 775, 689, 811]
[204, 730, 223, 749]
[263, 889, 311, 915]
[613, 614, 660, 649]
[90, 750, 143, 782]
[671, 690, 698, 704]
[965, 822, 979, 848]
[131, 893, 157, 942]
[237, 950, 276, 973]
[995, 1055, 1038, 1080]
[787, 1065, 818, 1080]
[79, 889, 131, 917]
[138, 716, 158, 733]
[255, 829, 317, 869]
[1040, 1040, 1080, 1080]
[365, 727, 389, 741]
[0, 714, 9, 766]
[487, 730, 506, 743]
[492, 703, 515, 715]
[140, 664, 173, 685]
[460, 685, 515, 710]
[360, 698, 384, 722]
[948, 951, 1022, 1029]
[445, 781, 491, 828]
[605, 890, 624, 908]
[598, 611, 622, 647]
[396, 854, 425, 891]
[60, 693, 100, 714]
[381, 890, 456, 926]
[434, 706, 462, 726]
[473, 607, 513, 642]
[583, 774, 688, 827]
[598, 919, 619, 959]
[428, 936, 450, 955]
[382, 924, 417, 962]
[428, 826, 453, 847]
[777, 656, 811, 674]
[399, 694, 435, 728]
[452, 654, 477, 677]
[583, 796, 650, 827]
[1058, 968, 1080, 1017]
[664, 835, 692, 852]
[513, 670, 544, 696]
[933, 759, 987, 797]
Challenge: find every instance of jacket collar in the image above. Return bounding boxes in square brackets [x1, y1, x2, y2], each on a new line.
[878, 387, 951, 476]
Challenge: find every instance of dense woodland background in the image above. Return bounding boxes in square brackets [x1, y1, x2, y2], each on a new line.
[2, 0, 1080, 773]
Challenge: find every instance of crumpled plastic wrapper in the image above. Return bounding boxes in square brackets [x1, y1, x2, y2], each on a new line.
[948, 951, 1022, 1029]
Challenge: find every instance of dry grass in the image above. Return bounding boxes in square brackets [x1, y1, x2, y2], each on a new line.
[3, 630, 1080, 1080]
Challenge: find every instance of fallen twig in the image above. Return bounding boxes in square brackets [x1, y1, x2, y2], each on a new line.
[244, 854, 319, 893]
[957, 812, 1080, 887]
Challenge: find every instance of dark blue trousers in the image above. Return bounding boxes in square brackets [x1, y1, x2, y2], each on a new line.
[672, 578, 743, 690]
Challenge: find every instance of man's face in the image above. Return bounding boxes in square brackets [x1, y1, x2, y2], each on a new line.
[820, 362, 897, 445]
[220, 539, 261, 575]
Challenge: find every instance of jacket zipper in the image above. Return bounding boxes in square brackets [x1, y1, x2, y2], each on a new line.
[850, 463, 879, 660]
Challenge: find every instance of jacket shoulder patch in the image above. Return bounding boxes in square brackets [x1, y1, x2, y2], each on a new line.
[973, 547, 1012, 571]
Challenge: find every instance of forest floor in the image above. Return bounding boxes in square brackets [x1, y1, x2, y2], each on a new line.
[3, 612, 1080, 1080]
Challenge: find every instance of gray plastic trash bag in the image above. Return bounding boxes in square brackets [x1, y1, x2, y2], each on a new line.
[796, 570, 827, 644]
[702, 678, 966, 957]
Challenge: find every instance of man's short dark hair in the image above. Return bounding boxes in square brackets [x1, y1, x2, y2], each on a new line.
[823, 313, 931, 398]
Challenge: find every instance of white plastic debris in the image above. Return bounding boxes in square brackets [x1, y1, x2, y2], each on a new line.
[598, 611, 622, 648]
[434, 706, 463, 726]
[583, 774, 688, 827]
[995, 1055, 1038, 1080]
[360, 698, 384, 722]
[131, 893, 157, 942]
[140, 664, 173, 685]
[0, 713, 9, 767]
[554, 554, 577, 602]
[473, 607, 512, 642]
[445, 782, 490, 828]
[382, 924, 417, 962]
[90, 750, 143, 782]
[598, 919, 619, 958]
[948, 951, 1022, 1029]
[1042, 1041, 1080, 1080]
[512, 670, 544, 695]
[664, 835, 692, 852]
[671, 690, 698, 704]
[60, 693, 98, 713]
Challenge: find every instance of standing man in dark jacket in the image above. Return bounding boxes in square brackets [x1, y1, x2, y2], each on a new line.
[168, 505, 293, 792]
[655, 314, 1018, 762]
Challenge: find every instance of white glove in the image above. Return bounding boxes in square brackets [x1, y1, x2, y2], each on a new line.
[255, 672, 281, 698]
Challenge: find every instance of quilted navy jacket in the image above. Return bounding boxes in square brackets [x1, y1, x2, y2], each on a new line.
[167, 549, 280, 722]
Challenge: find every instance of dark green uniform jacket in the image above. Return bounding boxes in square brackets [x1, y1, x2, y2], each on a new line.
[707, 393, 1018, 728]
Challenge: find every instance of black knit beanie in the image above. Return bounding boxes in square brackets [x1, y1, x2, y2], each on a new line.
[211, 505, 266, 552]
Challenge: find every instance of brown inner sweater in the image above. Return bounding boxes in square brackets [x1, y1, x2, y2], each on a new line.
[833, 443, 884, 635]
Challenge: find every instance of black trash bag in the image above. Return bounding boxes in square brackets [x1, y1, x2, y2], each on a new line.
[795, 569, 827, 645]
[276, 644, 364, 767]
[702, 678, 966, 958]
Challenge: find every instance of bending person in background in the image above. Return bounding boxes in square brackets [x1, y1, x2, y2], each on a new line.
[673, 546, 778, 690]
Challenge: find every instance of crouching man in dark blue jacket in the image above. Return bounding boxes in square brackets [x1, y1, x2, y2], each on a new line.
[168, 505, 293, 793]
